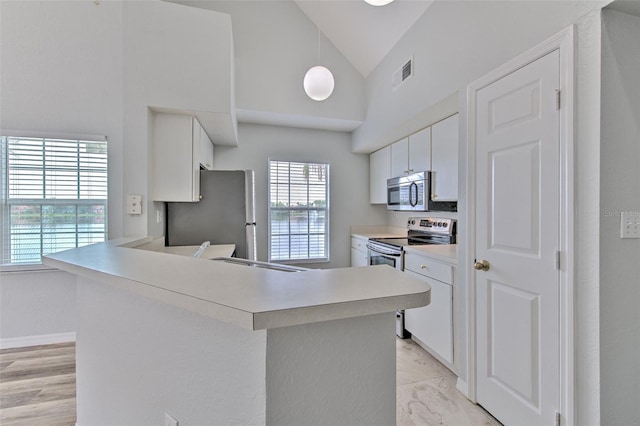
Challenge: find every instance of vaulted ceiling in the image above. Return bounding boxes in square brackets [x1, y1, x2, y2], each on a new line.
[293, 0, 434, 77]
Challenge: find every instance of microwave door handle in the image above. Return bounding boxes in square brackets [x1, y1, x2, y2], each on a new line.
[409, 182, 418, 207]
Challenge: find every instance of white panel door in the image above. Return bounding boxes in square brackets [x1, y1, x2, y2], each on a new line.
[475, 50, 560, 425]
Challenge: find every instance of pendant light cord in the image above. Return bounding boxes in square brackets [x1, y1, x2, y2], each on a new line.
[317, 27, 321, 65]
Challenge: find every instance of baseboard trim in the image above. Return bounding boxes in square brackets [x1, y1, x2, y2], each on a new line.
[0, 332, 76, 349]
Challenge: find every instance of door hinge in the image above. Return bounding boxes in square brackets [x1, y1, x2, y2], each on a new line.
[555, 411, 561, 426]
[555, 251, 561, 270]
[555, 89, 561, 110]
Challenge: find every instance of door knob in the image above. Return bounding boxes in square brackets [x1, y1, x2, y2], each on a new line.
[474, 260, 490, 271]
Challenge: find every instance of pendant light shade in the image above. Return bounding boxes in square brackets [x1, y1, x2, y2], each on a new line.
[304, 29, 334, 101]
[364, 0, 394, 5]
[303, 65, 335, 101]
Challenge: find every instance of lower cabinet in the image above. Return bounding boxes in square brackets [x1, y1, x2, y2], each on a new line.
[350, 236, 369, 267]
[403, 252, 455, 367]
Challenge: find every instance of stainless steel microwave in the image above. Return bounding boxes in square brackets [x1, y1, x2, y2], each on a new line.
[387, 171, 457, 212]
[386, 172, 428, 211]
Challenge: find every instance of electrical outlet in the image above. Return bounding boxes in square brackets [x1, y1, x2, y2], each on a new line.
[126, 194, 142, 215]
[620, 211, 640, 239]
[164, 413, 179, 426]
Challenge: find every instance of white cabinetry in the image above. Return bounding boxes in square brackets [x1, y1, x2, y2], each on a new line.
[153, 113, 214, 202]
[390, 127, 431, 177]
[430, 114, 458, 201]
[403, 251, 454, 367]
[369, 146, 391, 204]
[350, 236, 369, 267]
[198, 124, 214, 170]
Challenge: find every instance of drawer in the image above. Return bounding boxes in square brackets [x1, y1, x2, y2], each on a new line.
[404, 252, 453, 284]
[351, 236, 367, 252]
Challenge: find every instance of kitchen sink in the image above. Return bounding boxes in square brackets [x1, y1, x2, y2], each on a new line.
[209, 257, 309, 272]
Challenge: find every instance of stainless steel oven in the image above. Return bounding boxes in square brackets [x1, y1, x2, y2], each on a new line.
[366, 217, 456, 338]
[366, 240, 403, 270]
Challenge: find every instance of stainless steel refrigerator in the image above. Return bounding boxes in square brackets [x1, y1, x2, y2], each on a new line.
[165, 170, 257, 260]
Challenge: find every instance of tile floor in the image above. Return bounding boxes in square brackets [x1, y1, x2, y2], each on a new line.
[396, 338, 502, 426]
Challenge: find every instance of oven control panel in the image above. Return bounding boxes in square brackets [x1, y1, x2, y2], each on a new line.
[407, 217, 455, 235]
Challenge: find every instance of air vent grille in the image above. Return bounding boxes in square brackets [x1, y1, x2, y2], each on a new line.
[392, 57, 413, 89]
[402, 60, 412, 80]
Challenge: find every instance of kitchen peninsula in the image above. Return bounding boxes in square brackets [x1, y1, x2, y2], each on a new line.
[43, 237, 430, 425]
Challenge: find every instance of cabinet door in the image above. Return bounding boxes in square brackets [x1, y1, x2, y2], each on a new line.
[390, 137, 409, 177]
[153, 113, 199, 202]
[369, 146, 391, 204]
[198, 124, 214, 170]
[431, 114, 458, 201]
[408, 127, 431, 174]
[350, 247, 368, 267]
[404, 270, 453, 364]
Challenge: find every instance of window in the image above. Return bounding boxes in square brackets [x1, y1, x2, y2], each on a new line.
[1, 135, 108, 266]
[268, 160, 329, 263]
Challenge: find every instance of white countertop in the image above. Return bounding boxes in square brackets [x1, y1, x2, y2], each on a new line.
[350, 225, 407, 240]
[43, 237, 430, 331]
[403, 244, 458, 265]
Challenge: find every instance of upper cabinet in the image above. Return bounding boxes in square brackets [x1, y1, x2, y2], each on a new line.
[390, 127, 431, 177]
[153, 113, 214, 202]
[369, 113, 459, 205]
[408, 127, 431, 175]
[370, 145, 391, 204]
[430, 114, 459, 202]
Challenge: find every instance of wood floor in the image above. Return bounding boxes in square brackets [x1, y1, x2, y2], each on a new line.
[0, 342, 76, 426]
[0, 339, 498, 425]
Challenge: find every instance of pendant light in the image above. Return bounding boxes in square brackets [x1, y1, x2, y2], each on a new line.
[364, 0, 394, 5]
[303, 29, 334, 101]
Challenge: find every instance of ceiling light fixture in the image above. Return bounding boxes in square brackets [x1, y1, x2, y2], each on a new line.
[303, 29, 334, 101]
[363, 0, 394, 6]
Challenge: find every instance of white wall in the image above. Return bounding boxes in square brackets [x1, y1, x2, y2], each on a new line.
[122, 0, 234, 237]
[574, 10, 604, 424]
[0, 0, 124, 343]
[76, 276, 267, 425]
[600, 8, 640, 425]
[213, 123, 387, 268]
[173, 0, 366, 129]
[0, 270, 75, 343]
[0, 0, 237, 341]
[353, 0, 610, 153]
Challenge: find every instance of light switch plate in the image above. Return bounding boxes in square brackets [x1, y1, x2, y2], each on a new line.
[127, 194, 142, 215]
[620, 211, 640, 239]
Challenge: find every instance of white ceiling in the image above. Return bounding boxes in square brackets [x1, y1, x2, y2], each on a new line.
[293, 0, 434, 77]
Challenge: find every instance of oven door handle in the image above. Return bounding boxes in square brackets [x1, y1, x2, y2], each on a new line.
[366, 243, 403, 257]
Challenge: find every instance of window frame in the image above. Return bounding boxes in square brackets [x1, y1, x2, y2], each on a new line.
[0, 130, 108, 271]
[267, 159, 330, 264]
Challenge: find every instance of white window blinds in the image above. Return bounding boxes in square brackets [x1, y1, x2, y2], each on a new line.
[1, 135, 108, 265]
[268, 160, 329, 262]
